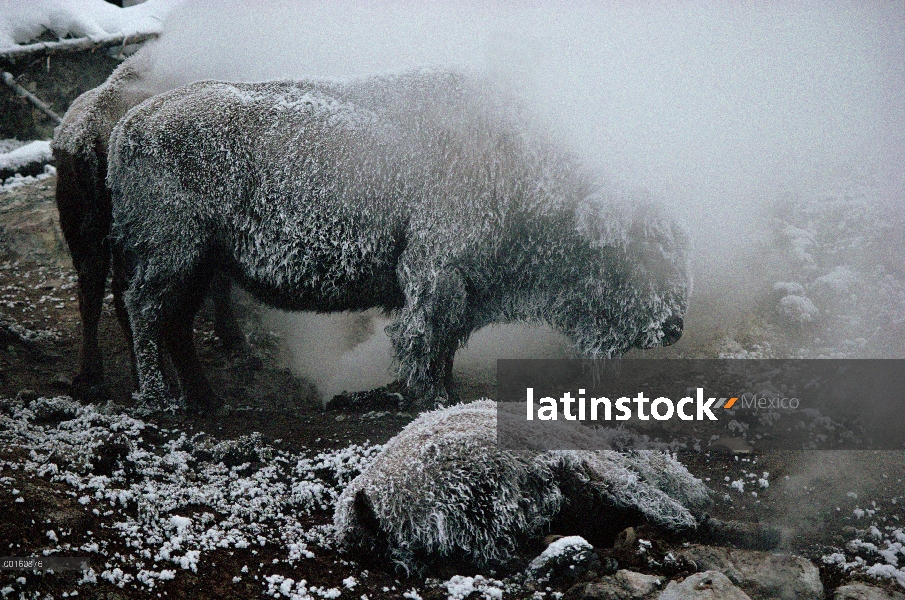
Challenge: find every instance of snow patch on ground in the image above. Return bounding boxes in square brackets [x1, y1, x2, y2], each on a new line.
[1, 165, 56, 193]
[0, 395, 382, 593]
[824, 526, 905, 590]
[0, 141, 51, 173]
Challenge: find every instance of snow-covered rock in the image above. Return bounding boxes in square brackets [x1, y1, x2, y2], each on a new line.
[525, 536, 599, 585]
[778, 294, 819, 324]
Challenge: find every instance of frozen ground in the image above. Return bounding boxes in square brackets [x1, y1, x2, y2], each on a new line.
[0, 170, 903, 598]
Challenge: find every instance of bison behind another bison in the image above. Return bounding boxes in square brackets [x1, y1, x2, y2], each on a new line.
[52, 47, 248, 399]
[107, 68, 689, 412]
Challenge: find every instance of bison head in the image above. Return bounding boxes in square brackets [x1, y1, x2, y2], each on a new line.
[555, 193, 691, 358]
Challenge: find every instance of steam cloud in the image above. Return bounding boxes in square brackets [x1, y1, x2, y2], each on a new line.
[144, 0, 903, 397]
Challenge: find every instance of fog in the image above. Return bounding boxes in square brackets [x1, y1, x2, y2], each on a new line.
[144, 1, 904, 396]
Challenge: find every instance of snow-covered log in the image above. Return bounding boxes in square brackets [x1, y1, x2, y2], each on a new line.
[0, 31, 159, 63]
[52, 47, 246, 401]
[107, 68, 690, 412]
[333, 400, 710, 572]
[0, 0, 181, 53]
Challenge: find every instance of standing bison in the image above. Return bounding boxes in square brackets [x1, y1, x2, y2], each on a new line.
[108, 69, 689, 412]
[52, 47, 249, 398]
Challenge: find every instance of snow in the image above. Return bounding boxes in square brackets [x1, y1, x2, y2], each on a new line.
[443, 575, 504, 600]
[0, 0, 184, 48]
[0, 140, 52, 173]
[824, 527, 905, 589]
[1, 164, 56, 193]
[0, 394, 382, 593]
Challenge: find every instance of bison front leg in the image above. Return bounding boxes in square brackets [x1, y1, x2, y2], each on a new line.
[389, 267, 469, 410]
[123, 277, 178, 413]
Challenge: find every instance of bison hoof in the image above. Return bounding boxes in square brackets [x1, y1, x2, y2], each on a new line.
[71, 373, 109, 403]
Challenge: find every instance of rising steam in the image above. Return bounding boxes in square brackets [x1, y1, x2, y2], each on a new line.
[143, 0, 903, 397]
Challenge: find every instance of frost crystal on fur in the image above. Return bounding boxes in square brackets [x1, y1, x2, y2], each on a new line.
[52, 48, 158, 163]
[333, 400, 710, 571]
[108, 68, 690, 409]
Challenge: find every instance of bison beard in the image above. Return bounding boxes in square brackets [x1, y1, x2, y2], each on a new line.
[107, 68, 690, 412]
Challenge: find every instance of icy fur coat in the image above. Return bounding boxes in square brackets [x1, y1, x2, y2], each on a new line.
[334, 400, 711, 571]
[108, 69, 689, 409]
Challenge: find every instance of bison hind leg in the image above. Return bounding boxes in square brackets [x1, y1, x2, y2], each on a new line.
[162, 267, 223, 415]
[208, 274, 262, 370]
[390, 266, 471, 411]
[55, 150, 112, 398]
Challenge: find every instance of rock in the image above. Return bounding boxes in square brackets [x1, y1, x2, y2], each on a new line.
[834, 583, 905, 600]
[0, 174, 70, 267]
[563, 570, 665, 600]
[709, 437, 753, 455]
[526, 536, 601, 586]
[658, 571, 752, 600]
[677, 545, 823, 600]
[617, 570, 666, 597]
[614, 527, 638, 552]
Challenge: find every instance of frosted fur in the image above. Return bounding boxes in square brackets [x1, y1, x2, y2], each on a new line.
[51, 46, 246, 396]
[52, 48, 159, 162]
[107, 68, 689, 409]
[333, 400, 710, 571]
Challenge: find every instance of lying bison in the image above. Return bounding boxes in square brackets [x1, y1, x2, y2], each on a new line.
[52, 47, 248, 397]
[108, 69, 689, 412]
[334, 400, 711, 572]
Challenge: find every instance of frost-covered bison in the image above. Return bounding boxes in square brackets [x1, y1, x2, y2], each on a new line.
[108, 69, 689, 412]
[334, 400, 711, 572]
[52, 48, 248, 397]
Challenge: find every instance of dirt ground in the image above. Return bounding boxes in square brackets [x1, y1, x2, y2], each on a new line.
[1, 175, 903, 599]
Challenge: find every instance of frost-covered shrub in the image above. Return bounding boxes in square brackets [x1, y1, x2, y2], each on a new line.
[108, 68, 689, 411]
[773, 281, 804, 297]
[27, 396, 81, 424]
[778, 294, 819, 324]
[334, 400, 710, 572]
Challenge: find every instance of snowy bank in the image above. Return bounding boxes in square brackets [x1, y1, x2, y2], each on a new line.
[0, 0, 183, 49]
